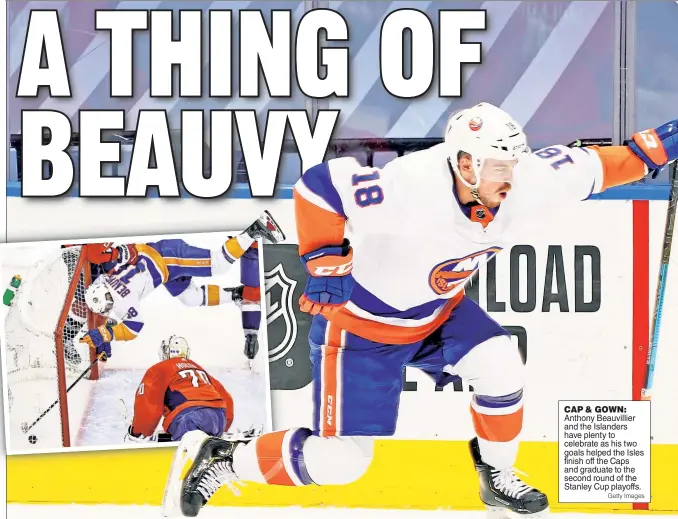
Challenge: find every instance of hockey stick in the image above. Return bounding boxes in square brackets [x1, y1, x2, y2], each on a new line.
[567, 138, 612, 148]
[117, 398, 128, 422]
[20, 351, 106, 434]
[642, 160, 678, 400]
[567, 138, 677, 400]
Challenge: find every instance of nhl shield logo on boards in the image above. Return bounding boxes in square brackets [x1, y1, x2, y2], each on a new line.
[264, 263, 298, 363]
[263, 245, 313, 391]
[468, 117, 483, 131]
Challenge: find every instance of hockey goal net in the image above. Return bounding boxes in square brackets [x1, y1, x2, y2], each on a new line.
[4, 245, 105, 450]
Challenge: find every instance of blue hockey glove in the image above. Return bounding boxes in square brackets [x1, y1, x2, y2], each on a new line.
[299, 239, 355, 315]
[79, 325, 113, 360]
[626, 120, 678, 177]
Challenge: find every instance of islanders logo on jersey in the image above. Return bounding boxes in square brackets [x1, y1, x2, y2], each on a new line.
[429, 247, 503, 295]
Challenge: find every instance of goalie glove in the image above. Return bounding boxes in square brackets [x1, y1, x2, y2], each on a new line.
[626, 120, 678, 177]
[299, 239, 355, 315]
[84, 243, 117, 265]
[84, 243, 138, 267]
[124, 425, 155, 443]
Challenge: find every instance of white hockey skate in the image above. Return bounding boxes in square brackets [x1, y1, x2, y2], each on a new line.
[245, 210, 286, 244]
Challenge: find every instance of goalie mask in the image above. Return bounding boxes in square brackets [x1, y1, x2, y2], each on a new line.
[159, 335, 190, 361]
[85, 283, 114, 316]
[445, 102, 531, 204]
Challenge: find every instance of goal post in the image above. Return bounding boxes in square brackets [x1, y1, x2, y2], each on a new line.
[4, 244, 104, 449]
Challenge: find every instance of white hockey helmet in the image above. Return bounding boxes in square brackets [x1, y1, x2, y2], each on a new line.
[85, 283, 114, 316]
[159, 335, 190, 361]
[445, 102, 530, 195]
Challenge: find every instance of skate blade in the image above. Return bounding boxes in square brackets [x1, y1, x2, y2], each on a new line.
[261, 210, 286, 243]
[486, 505, 550, 519]
[161, 431, 210, 517]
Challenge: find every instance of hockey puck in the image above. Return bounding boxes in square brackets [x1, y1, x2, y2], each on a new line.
[28, 435, 37, 444]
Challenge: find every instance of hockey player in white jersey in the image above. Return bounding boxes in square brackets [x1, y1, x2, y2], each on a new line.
[163, 103, 678, 518]
[79, 211, 285, 359]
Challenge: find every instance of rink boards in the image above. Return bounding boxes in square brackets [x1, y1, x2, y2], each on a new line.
[6, 441, 678, 512]
[5, 198, 678, 512]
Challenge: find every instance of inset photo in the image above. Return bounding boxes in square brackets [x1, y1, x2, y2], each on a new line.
[1, 211, 285, 454]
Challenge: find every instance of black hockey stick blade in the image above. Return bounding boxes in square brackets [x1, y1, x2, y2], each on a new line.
[567, 138, 612, 148]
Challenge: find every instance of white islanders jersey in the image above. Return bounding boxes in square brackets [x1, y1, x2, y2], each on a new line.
[92, 255, 159, 335]
[294, 143, 606, 344]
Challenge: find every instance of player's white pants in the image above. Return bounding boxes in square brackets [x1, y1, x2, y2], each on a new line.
[174, 280, 238, 307]
[229, 335, 524, 487]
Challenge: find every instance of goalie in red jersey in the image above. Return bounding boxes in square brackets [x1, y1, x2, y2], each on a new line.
[124, 335, 234, 443]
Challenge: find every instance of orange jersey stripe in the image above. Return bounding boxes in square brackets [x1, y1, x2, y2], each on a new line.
[111, 322, 138, 341]
[324, 291, 464, 345]
[255, 430, 296, 485]
[294, 187, 346, 256]
[225, 236, 246, 259]
[206, 285, 220, 306]
[591, 145, 648, 191]
[163, 257, 211, 267]
[136, 244, 169, 282]
[470, 406, 524, 442]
